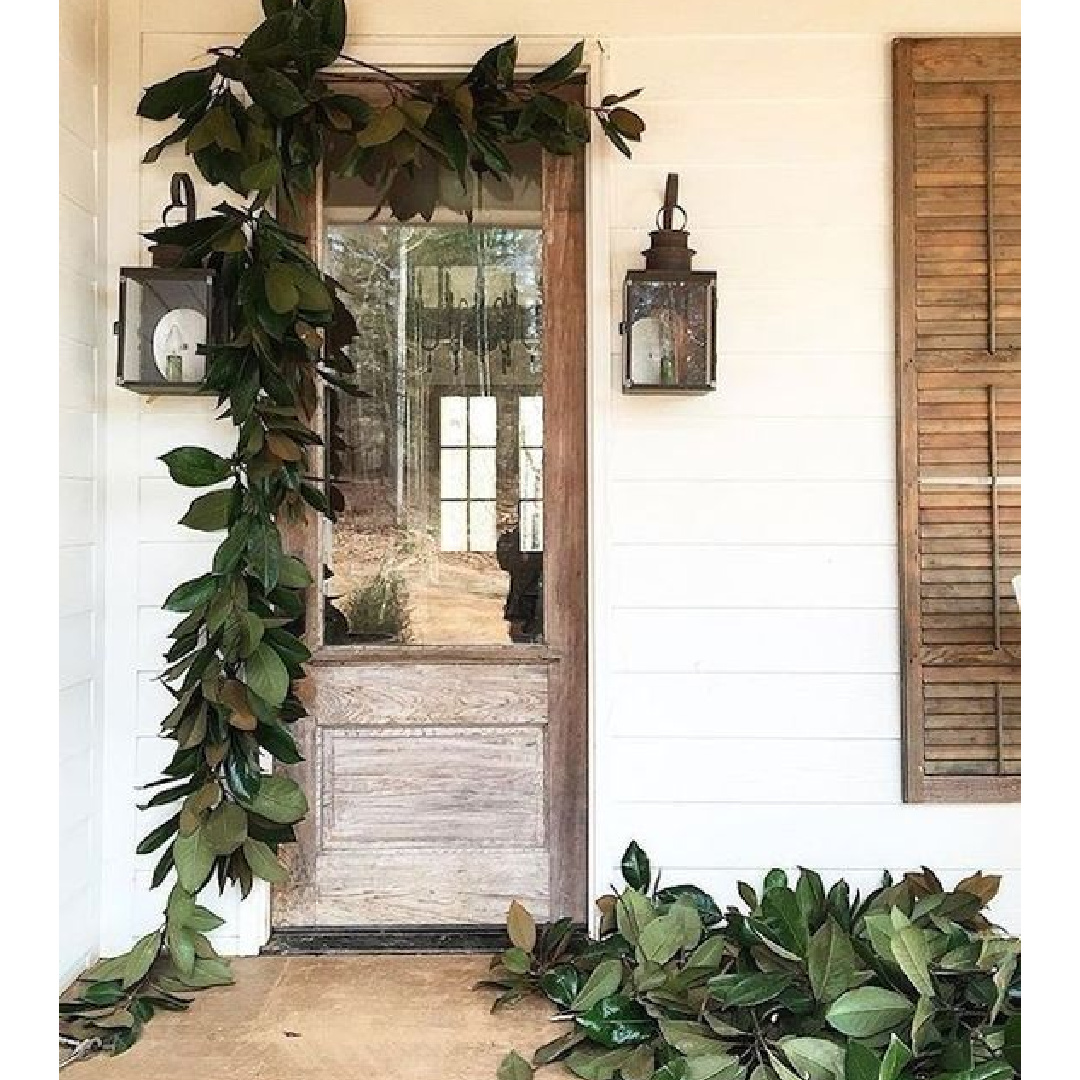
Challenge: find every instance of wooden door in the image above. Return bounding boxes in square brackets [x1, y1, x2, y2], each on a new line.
[272, 139, 587, 934]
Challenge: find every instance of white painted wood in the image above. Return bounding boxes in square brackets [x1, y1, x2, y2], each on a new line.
[609, 481, 897, 545]
[608, 609, 899, 675]
[611, 544, 898, 608]
[605, 673, 900, 741]
[90, 1, 1022, 958]
[59, 0, 105, 989]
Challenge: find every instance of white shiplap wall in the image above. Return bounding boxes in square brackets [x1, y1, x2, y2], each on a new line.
[60, 0, 106, 987]
[97, 0, 1020, 955]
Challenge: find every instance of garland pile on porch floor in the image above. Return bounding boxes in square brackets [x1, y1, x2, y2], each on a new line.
[482, 843, 1020, 1080]
[59, 0, 645, 1056]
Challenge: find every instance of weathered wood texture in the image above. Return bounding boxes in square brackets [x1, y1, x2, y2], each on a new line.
[894, 38, 1020, 804]
[274, 86, 589, 926]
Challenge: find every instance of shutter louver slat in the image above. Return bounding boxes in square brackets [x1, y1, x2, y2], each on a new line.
[894, 37, 1020, 803]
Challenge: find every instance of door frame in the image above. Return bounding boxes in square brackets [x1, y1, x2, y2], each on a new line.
[264, 38, 614, 943]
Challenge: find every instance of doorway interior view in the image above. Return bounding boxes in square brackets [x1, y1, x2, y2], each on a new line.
[271, 84, 588, 940]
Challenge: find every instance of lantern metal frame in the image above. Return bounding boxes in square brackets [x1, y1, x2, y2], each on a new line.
[115, 266, 217, 395]
[620, 173, 718, 395]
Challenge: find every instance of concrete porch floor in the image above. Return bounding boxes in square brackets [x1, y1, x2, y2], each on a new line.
[71, 954, 559, 1079]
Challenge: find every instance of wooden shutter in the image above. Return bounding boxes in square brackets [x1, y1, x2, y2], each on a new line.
[893, 37, 1020, 803]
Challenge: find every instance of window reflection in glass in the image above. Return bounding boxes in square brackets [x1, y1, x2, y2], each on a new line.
[322, 225, 544, 646]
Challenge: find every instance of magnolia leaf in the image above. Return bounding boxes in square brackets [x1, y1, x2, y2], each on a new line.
[708, 972, 792, 1008]
[277, 554, 313, 588]
[778, 1037, 845, 1080]
[637, 913, 685, 965]
[577, 995, 655, 1049]
[242, 838, 288, 883]
[890, 923, 935, 998]
[570, 957, 623, 1012]
[808, 918, 865, 1003]
[658, 1019, 732, 1059]
[203, 801, 248, 855]
[539, 965, 582, 1008]
[160, 447, 232, 487]
[843, 1041, 881, 1080]
[506, 900, 537, 953]
[825, 987, 914, 1038]
[122, 931, 162, 989]
[138, 67, 215, 121]
[173, 828, 216, 893]
[246, 642, 290, 706]
[246, 774, 308, 825]
[880, 1035, 914, 1080]
[179, 488, 233, 532]
[615, 888, 656, 946]
[532, 1027, 586, 1065]
[620, 841, 651, 891]
[761, 887, 809, 958]
[496, 1050, 534, 1080]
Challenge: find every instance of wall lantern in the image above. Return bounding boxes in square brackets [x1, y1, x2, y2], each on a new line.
[621, 173, 717, 393]
[115, 173, 216, 394]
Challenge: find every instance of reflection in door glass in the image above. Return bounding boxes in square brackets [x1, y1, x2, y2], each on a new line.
[323, 225, 544, 646]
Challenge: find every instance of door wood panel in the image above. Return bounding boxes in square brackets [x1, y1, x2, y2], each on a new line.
[273, 91, 588, 929]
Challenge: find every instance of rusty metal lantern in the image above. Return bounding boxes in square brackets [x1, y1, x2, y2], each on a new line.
[621, 173, 717, 393]
[115, 173, 216, 394]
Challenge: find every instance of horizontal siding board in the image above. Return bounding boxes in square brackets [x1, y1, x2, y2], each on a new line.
[606, 673, 900, 740]
[613, 164, 889, 231]
[611, 544, 898, 608]
[609, 481, 897, 545]
[602, 801, 1019, 868]
[610, 418, 893, 481]
[608, 738, 901, 803]
[608, 609, 899, 674]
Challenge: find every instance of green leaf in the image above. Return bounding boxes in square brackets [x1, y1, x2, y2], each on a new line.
[708, 972, 792, 1007]
[247, 517, 283, 592]
[637, 913, 685, 965]
[656, 884, 723, 926]
[565, 1045, 635, 1080]
[160, 447, 232, 487]
[173, 828, 217, 893]
[138, 67, 215, 121]
[246, 774, 308, 824]
[246, 642, 290, 705]
[180, 488, 234, 532]
[122, 931, 162, 989]
[277, 554, 313, 588]
[620, 841, 651, 891]
[506, 900, 537, 952]
[879, 1035, 913, 1080]
[890, 922, 934, 997]
[608, 107, 645, 140]
[354, 105, 406, 147]
[843, 1041, 881, 1080]
[497, 1050, 534, 1080]
[264, 264, 300, 314]
[577, 995, 655, 1049]
[162, 572, 217, 613]
[808, 918, 864, 1003]
[203, 801, 248, 855]
[245, 68, 309, 118]
[529, 41, 584, 87]
[256, 719, 302, 764]
[615, 888, 656, 945]
[1002, 1014, 1020, 1070]
[825, 987, 914, 1038]
[136, 813, 181, 855]
[242, 838, 289, 883]
[570, 957, 623, 1012]
[533, 1027, 586, 1065]
[657, 1019, 732, 1059]
[166, 923, 196, 977]
[761, 886, 810, 958]
[539, 965, 582, 1008]
[778, 1037, 845, 1080]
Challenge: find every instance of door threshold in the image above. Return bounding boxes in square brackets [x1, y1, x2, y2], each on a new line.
[263, 924, 513, 955]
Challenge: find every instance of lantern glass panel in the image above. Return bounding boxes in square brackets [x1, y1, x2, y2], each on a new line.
[118, 269, 213, 391]
[625, 272, 715, 391]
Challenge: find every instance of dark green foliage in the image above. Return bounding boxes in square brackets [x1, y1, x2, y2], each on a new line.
[63, 0, 646, 1058]
[481, 844, 1020, 1080]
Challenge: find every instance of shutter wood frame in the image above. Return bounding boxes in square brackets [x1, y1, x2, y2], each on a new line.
[893, 36, 1020, 804]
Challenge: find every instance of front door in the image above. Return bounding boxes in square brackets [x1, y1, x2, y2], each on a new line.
[273, 125, 587, 933]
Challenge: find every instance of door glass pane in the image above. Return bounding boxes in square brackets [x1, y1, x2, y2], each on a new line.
[321, 220, 545, 645]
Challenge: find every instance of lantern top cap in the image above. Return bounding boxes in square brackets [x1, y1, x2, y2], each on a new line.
[642, 172, 695, 272]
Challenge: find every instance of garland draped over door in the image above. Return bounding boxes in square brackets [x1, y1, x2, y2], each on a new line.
[59, 0, 644, 1053]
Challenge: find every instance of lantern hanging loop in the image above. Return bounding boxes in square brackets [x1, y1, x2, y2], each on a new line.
[162, 171, 197, 225]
